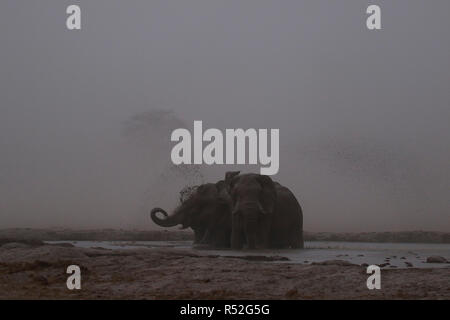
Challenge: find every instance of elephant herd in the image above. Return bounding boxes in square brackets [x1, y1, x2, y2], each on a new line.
[151, 171, 304, 250]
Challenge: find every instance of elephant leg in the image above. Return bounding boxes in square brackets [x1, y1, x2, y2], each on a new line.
[193, 230, 215, 250]
[231, 229, 244, 250]
[297, 232, 304, 249]
[214, 223, 232, 249]
[193, 230, 204, 244]
[199, 228, 213, 244]
[257, 220, 271, 248]
[289, 229, 303, 249]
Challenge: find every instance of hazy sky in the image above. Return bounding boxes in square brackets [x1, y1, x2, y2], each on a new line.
[0, 1, 449, 231]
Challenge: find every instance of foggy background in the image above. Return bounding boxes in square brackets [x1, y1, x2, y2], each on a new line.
[0, 1, 449, 232]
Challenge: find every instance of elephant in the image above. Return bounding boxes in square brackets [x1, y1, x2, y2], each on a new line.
[270, 182, 304, 249]
[150, 180, 232, 248]
[225, 171, 304, 249]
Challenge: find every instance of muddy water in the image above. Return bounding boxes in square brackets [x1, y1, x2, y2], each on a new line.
[45, 240, 450, 269]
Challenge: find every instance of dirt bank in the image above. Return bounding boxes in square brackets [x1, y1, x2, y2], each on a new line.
[0, 243, 448, 299]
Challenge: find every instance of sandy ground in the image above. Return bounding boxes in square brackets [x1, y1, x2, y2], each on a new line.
[0, 242, 448, 300]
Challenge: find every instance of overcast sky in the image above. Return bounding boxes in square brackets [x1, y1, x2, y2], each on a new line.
[0, 1, 449, 231]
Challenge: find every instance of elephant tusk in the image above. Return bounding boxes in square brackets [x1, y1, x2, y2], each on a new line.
[258, 202, 268, 215]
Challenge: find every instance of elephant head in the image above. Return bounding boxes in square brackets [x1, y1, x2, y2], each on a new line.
[150, 181, 231, 244]
[226, 172, 277, 249]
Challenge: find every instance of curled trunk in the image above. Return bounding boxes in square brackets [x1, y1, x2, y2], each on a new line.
[150, 207, 182, 228]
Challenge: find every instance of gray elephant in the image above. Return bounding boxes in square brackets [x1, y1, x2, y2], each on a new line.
[150, 180, 232, 248]
[271, 182, 304, 248]
[225, 171, 304, 249]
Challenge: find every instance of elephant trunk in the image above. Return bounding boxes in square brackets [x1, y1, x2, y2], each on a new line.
[231, 211, 243, 250]
[244, 212, 258, 249]
[231, 204, 260, 249]
[231, 229, 243, 249]
[150, 207, 182, 228]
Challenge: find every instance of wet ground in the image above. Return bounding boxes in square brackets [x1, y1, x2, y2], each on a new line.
[45, 240, 450, 269]
[1, 230, 448, 299]
[0, 243, 449, 299]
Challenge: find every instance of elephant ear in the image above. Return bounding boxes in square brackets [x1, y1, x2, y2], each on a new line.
[224, 171, 241, 193]
[225, 171, 240, 184]
[215, 180, 232, 204]
[257, 175, 277, 215]
[215, 180, 226, 192]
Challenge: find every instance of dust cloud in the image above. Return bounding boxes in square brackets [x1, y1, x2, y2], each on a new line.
[0, 0, 449, 231]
